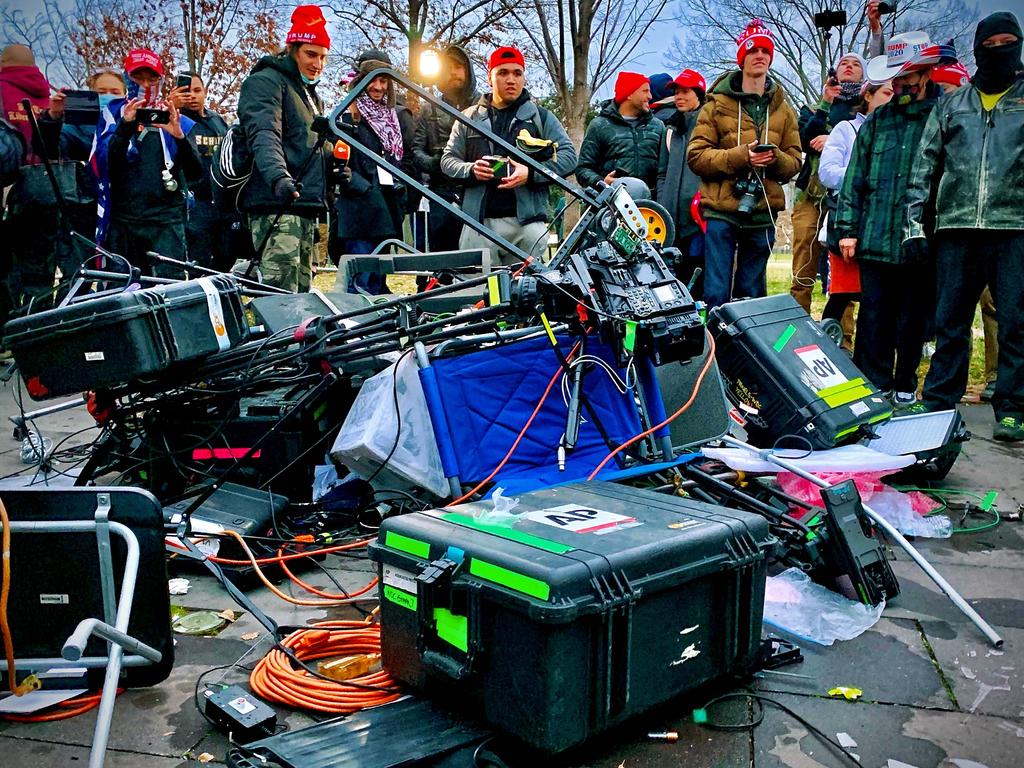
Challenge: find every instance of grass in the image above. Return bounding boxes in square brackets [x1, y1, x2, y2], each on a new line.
[313, 252, 990, 393]
[766, 253, 989, 394]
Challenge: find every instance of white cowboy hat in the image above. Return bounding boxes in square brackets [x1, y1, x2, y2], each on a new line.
[866, 31, 957, 82]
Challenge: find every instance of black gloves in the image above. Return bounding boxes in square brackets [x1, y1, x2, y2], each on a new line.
[273, 176, 299, 203]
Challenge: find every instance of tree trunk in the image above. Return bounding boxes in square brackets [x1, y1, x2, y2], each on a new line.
[560, 87, 590, 232]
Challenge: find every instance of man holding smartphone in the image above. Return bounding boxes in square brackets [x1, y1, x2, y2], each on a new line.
[176, 70, 232, 271]
[95, 49, 202, 277]
[442, 46, 577, 266]
[687, 20, 802, 309]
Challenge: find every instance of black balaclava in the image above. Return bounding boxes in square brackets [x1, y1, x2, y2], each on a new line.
[973, 11, 1023, 94]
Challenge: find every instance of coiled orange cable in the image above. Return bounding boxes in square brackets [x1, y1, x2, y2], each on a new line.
[250, 619, 401, 714]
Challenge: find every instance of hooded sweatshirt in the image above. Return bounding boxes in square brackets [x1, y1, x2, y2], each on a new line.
[412, 45, 479, 196]
[0, 64, 50, 165]
[687, 70, 802, 229]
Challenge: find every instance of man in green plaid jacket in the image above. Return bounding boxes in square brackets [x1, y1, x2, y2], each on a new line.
[835, 31, 956, 407]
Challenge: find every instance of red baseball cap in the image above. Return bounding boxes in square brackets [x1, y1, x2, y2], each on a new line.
[672, 69, 706, 93]
[124, 49, 164, 78]
[488, 46, 525, 72]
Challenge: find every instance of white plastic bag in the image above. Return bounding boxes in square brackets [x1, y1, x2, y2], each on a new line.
[868, 491, 952, 538]
[763, 568, 884, 646]
[312, 464, 341, 501]
[473, 487, 520, 527]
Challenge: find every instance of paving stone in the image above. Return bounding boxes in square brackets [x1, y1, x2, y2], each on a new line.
[757, 617, 953, 709]
[921, 622, 1024, 717]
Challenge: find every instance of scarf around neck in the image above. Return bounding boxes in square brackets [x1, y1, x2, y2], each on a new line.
[355, 94, 403, 161]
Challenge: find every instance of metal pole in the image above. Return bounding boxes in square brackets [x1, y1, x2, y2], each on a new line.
[720, 434, 1003, 649]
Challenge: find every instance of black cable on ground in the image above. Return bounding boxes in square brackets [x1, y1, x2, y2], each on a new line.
[696, 690, 862, 766]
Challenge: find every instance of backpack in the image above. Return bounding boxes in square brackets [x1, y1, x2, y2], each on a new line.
[210, 123, 253, 212]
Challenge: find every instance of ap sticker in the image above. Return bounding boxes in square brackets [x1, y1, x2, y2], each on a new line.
[523, 504, 639, 534]
[794, 344, 847, 389]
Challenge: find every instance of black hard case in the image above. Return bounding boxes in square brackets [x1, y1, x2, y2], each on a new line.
[368, 482, 773, 753]
[709, 294, 892, 449]
[4, 275, 247, 399]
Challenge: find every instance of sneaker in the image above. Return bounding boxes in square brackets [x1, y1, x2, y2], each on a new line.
[903, 402, 930, 415]
[893, 391, 917, 408]
[981, 381, 996, 402]
[993, 416, 1024, 442]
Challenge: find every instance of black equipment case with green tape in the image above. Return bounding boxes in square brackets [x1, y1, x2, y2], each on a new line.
[368, 481, 773, 753]
[709, 294, 892, 450]
[4, 275, 247, 400]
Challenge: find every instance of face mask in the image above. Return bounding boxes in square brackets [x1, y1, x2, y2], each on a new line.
[98, 93, 119, 111]
[301, 73, 321, 86]
[126, 75, 161, 104]
[974, 39, 1023, 93]
[894, 81, 921, 105]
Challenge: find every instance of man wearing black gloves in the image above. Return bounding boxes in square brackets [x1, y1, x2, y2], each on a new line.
[412, 45, 478, 252]
[907, 12, 1024, 441]
[237, 4, 331, 292]
[178, 71, 231, 271]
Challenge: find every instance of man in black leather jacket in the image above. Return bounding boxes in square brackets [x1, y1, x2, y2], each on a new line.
[906, 12, 1024, 442]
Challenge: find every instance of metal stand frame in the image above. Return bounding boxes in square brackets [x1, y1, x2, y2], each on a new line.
[720, 434, 1003, 648]
[0, 493, 163, 767]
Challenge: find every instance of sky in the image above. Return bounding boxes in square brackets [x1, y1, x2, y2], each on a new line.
[7, 0, 1024, 98]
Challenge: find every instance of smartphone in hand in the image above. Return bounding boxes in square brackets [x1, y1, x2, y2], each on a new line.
[753, 143, 777, 154]
[137, 107, 171, 125]
[176, 74, 193, 90]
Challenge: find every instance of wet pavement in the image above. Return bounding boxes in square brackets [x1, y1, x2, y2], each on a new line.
[0, 374, 1020, 768]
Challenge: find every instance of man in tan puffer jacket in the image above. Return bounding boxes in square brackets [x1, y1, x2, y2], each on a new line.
[687, 19, 801, 308]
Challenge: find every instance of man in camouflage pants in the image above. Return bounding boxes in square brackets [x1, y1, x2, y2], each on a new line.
[236, 6, 332, 292]
[249, 215, 314, 293]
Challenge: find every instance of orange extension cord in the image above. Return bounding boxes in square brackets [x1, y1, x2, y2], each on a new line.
[0, 689, 124, 723]
[449, 341, 581, 505]
[250, 618, 402, 714]
[587, 330, 717, 480]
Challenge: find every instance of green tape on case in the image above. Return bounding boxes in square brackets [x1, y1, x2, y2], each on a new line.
[384, 531, 430, 559]
[772, 323, 797, 352]
[469, 559, 550, 601]
[383, 585, 417, 611]
[441, 512, 574, 554]
[980, 491, 998, 512]
[624, 321, 638, 353]
[434, 608, 468, 652]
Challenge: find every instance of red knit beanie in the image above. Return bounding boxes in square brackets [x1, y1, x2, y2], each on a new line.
[286, 5, 331, 49]
[736, 20, 774, 67]
[614, 71, 649, 104]
[488, 46, 525, 72]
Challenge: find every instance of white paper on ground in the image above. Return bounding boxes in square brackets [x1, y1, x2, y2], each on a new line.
[837, 732, 858, 748]
[701, 444, 914, 474]
[0, 688, 87, 714]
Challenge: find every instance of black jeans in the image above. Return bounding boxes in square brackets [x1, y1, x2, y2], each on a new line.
[922, 230, 1024, 419]
[854, 259, 934, 393]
